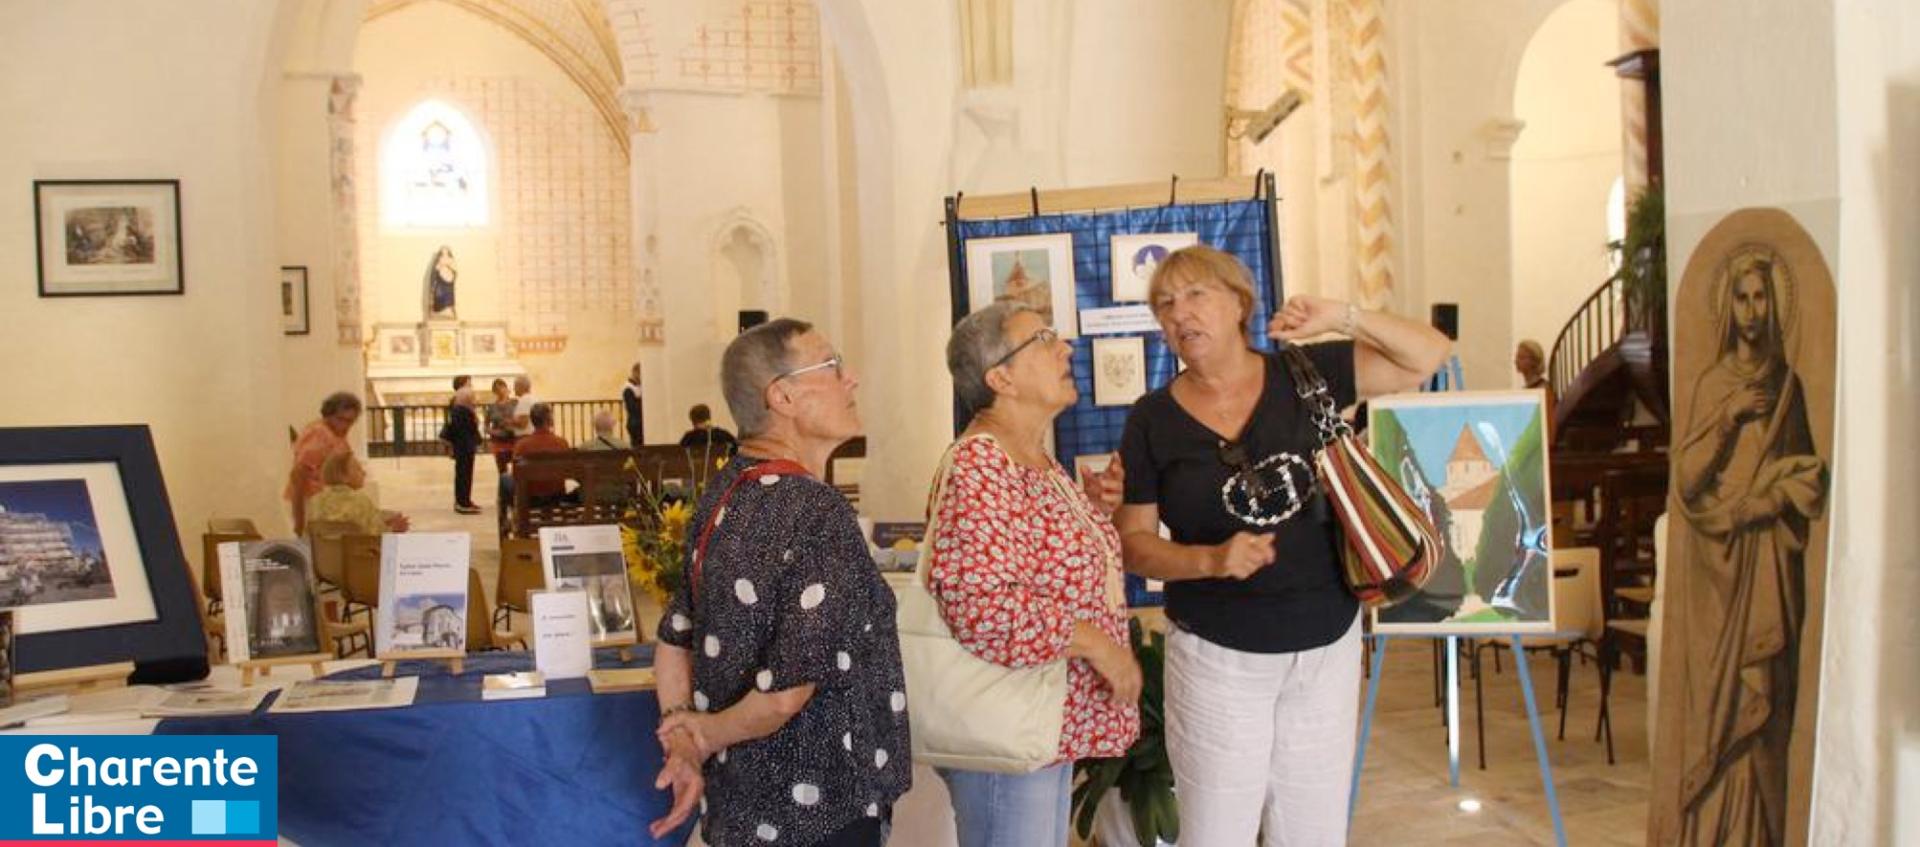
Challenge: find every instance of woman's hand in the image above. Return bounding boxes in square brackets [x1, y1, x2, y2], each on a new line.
[382, 511, 411, 532]
[1080, 453, 1125, 516]
[650, 728, 706, 838]
[1072, 622, 1143, 705]
[1208, 532, 1276, 578]
[657, 712, 717, 761]
[1268, 295, 1351, 341]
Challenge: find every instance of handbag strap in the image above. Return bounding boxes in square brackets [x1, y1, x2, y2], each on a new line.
[1278, 345, 1353, 448]
[690, 458, 811, 605]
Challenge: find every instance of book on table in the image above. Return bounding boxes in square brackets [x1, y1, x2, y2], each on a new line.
[375, 533, 471, 656]
[482, 671, 546, 701]
[537, 526, 636, 644]
[217, 539, 325, 663]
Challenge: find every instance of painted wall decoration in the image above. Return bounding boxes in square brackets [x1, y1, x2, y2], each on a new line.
[1649, 208, 1835, 847]
[1368, 390, 1554, 634]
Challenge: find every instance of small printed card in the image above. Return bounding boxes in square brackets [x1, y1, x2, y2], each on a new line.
[531, 590, 593, 680]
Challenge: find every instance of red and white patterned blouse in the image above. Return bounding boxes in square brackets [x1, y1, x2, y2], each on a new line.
[926, 434, 1141, 762]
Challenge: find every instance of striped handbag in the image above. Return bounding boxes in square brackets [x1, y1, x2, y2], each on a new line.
[1281, 345, 1441, 608]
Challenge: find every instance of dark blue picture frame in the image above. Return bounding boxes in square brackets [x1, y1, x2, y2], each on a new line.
[0, 425, 209, 683]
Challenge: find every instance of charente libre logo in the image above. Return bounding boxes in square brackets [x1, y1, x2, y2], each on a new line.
[0, 736, 275, 845]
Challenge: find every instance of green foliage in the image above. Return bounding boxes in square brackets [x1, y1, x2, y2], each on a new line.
[1609, 184, 1667, 329]
[1072, 620, 1178, 846]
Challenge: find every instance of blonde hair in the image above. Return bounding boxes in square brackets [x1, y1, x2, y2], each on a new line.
[1147, 244, 1257, 340]
[320, 451, 359, 486]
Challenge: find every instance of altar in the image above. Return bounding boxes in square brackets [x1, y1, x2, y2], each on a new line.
[364, 319, 525, 406]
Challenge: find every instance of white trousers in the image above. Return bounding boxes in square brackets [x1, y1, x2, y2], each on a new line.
[1164, 612, 1363, 847]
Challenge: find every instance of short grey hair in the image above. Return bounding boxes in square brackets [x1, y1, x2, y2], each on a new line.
[947, 302, 1036, 414]
[592, 410, 617, 435]
[722, 318, 814, 438]
[319, 391, 362, 418]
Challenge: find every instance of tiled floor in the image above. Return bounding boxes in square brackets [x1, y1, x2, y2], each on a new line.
[368, 456, 1652, 846]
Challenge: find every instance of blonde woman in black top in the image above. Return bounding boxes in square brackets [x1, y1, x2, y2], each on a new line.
[1113, 245, 1448, 845]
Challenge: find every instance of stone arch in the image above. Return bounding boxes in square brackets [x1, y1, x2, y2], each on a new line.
[709, 211, 783, 332]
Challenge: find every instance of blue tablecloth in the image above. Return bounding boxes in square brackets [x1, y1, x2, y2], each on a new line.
[156, 647, 696, 847]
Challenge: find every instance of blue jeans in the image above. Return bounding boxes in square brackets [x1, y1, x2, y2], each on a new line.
[938, 762, 1072, 847]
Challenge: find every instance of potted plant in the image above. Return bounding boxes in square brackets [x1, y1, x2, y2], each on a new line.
[1072, 618, 1177, 847]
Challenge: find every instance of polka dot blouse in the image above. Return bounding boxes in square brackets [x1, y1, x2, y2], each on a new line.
[657, 455, 911, 846]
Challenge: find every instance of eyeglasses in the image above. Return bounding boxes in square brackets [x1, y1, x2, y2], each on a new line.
[989, 328, 1060, 370]
[770, 353, 845, 385]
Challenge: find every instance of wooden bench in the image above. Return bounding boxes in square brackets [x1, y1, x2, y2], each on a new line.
[502, 449, 640, 540]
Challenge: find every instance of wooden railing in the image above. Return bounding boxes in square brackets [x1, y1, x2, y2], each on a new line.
[366, 399, 620, 458]
[1547, 276, 1628, 405]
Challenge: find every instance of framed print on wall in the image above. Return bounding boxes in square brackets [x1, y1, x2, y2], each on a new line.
[964, 233, 1080, 338]
[281, 266, 310, 335]
[33, 180, 184, 297]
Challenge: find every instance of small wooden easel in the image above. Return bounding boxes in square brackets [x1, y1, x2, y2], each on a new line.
[377, 648, 464, 678]
[235, 652, 333, 687]
[13, 661, 136, 698]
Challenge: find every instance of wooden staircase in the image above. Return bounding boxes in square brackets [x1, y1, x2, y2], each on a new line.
[1547, 274, 1669, 454]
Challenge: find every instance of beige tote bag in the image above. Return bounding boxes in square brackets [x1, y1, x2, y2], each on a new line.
[897, 437, 1069, 773]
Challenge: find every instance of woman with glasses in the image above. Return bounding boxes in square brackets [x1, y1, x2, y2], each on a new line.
[1112, 245, 1448, 846]
[926, 302, 1141, 846]
[650, 319, 909, 847]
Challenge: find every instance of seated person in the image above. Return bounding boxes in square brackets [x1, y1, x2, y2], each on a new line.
[676, 403, 738, 453]
[306, 452, 410, 536]
[582, 411, 630, 451]
[510, 403, 575, 506]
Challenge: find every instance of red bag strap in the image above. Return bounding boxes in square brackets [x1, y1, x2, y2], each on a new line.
[690, 458, 812, 603]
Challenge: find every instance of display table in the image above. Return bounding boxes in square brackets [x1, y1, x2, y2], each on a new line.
[157, 648, 695, 847]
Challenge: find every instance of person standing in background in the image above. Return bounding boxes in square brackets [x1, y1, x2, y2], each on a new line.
[444, 382, 482, 515]
[623, 362, 647, 447]
[486, 378, 518, 474]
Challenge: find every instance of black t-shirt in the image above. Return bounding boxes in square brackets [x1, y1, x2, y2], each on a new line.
[1119, 342, 1360, 654]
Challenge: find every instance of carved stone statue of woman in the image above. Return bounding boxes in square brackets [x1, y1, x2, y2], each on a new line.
[423, 245, 457, 319]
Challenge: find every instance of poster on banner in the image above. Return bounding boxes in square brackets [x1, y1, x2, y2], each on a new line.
[531, 589, 592, 680]
[1109, 232, 1198, 301]
[965, 233, 1079, 338]
[216, 540, 323, 663]
[1368, 390, 1554, 634]
[1092, 337, 1148, 407]
[538, 526, 636, 646]
[375, 533, 470, 655]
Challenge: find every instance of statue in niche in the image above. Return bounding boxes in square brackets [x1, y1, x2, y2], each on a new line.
[1650, 208, 1836, 847]
[423, 245, 457, 320]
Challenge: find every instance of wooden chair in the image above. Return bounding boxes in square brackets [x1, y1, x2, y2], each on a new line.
[466, 568, 527, 652]
[494, 538, 547, 632]
[340, 534, 384, 631]
[1592, 465, 1668, 766]
[199, 526, 261, 660]
[306, 520, 358, 594]
[1468, 547, 1603, 768]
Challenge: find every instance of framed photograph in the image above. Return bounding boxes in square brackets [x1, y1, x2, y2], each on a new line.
[280, 266, 310, 335]
[33, 180, 184, 297]
[1092, 336, 1148, 407]
[1367, 390, 1555, 634]
[965, 233, 1079, 338]
[1109, 232, 1199, 301]
[0, 426, 207, 681]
